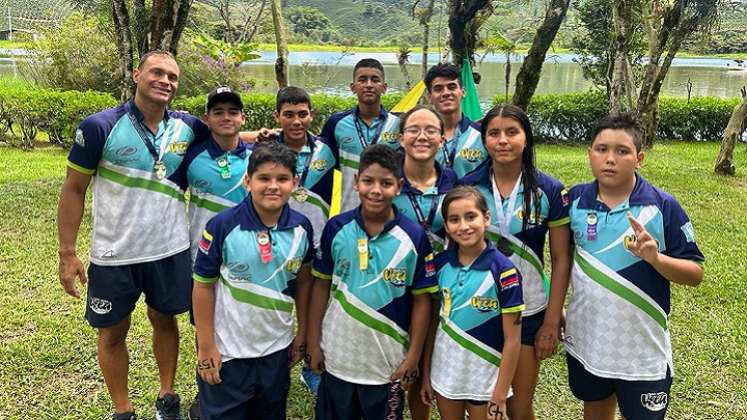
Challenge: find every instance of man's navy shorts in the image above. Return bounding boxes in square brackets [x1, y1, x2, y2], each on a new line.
[315, 371, 406, 420]
[197, 348, 290, 420]
[85, 249, 192, 328]
[567, 353, 672, 420]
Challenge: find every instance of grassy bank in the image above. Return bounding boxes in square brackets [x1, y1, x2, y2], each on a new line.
[0, 142, 746, 419]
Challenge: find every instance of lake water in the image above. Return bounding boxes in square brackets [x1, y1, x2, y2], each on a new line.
[3, 50, 746, 101]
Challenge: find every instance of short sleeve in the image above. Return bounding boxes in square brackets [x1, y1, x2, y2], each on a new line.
[494, 258, 524, 314]
[312, 221, 335, 280]
[67, 116, 108, 175]
[662, 196, 704, 263]
[170, 141, 204, 191]
[546, 178, 571, 228]
[411, 231, 439, 295]
[193, 216, 225, 283]
[176, 112, 211, 143]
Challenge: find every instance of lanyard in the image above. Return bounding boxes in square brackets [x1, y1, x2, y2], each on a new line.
[441, 124, 463, 167]
[354, 108, 386, 150]
[279, 134, 314, 185]
[491, 172, 522, 237]
[127, 102, 171, 164]
[406, 191, 440, 230]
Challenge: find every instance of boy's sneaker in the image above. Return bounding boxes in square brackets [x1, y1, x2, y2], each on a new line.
[155, 393, 183, 420]
[112, 412, 136, 420]
[187, 395, 201, 420]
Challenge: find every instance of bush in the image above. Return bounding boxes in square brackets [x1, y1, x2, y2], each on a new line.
[492, 91, 740, 144]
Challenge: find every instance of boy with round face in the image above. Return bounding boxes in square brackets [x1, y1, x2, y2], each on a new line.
[192, 141, 315, 420]
[321, 59, 402, 213]
[565, 113, 704, 420]
[424, 63, 488, 178]
[307, 145, 439, 420]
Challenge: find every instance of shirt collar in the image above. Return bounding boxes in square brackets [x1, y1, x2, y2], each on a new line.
[578, 173, 658, 210]
[401, 160, 456, 195]
[354, 105, 389, 125]
[457, 114, 473, 134]
[238, 194, 294, 231]
[278, 132, 316, 151]
[353, 205, 403, 237]
[206, 135, 248, 160]
[127, 99, 170, 126]
[444, 241, 498, 271]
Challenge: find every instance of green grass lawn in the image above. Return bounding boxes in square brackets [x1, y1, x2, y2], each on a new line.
[1, 142, 746, 419]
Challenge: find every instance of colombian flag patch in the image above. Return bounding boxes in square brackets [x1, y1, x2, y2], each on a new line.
[199, 230, 213, 254]
[499, 268, 519, 290]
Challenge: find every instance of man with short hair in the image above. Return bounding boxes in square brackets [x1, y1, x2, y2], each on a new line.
[57, 50, 210, 420]
[424, 63, 487, 177]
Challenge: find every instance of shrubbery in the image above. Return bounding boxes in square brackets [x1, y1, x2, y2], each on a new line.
[0, 81, 739, 150]
[493, 91, 741, 143]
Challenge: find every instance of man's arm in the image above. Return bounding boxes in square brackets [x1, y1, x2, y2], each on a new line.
[57, 168, 92, 298]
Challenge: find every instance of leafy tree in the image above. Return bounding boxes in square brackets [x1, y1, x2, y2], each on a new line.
[285, 6, 342, 43]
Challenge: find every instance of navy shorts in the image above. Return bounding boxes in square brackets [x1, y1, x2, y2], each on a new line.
[197, 348, 290, 420]
[567, 354, 672, 420]
[315, 371, 405, 420]
[85, 249, 192, 328]
[520, 310, 545, 346]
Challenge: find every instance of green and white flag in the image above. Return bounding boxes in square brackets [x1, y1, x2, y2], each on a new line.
[460, 58, 482, 121]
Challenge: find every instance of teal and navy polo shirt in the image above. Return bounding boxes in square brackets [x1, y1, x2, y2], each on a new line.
[67, 100, 209, 265]
[193, 194, 315, 361]
[277, 133, 336, 248]
[173, 136, 250, 264]
[564, 174, 704, 381]
[434, 115, 488, 177]
[312, 207, 438, 385]
[392, 161, 458, 253]
[320, 106, 400, 212]
[430, 244, 524, 401]
[459, 161, 570, 316]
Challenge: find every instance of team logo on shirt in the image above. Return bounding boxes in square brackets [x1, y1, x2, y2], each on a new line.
[199, 230, 213, 254]
[515, 209, 543, 225]
[681, 221, 696, 243]
[459, 148, 483, 162]
[382, 267, 407, 287]
[471, 296, 499, 312]
[561, 188, 570, 206]
[640, 392, 668, 412]
[285, 257, 304, 274]
[168, 141, 189, 155]
[116, 146, 138, 157]
[380, 132, 398, 143]
[75, 129, 85, 147]
[310, 159, 328, 171]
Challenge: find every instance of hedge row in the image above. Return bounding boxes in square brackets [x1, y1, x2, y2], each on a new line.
[494, 91, 741, 143]
[0, 81, 740, 149]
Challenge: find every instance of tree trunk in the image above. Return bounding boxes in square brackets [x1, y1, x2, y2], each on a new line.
[148, 0, 191, 54]
[448, 0, 491, 68]
[133, 0, 149, 57]
[270, 0, 289, 88]
[512, 0, 570, 111]
[397, 48, 412, 91]
[170, 0, 192, 54]
[609, 0, 632, 114]
[239, 0, 267, 44]
[112, 0, 134, 101]
[714, 87, 747, 175]
[418, 0, 436, 79]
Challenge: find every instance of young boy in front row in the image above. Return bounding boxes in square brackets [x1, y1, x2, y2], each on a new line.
[192, 141, 315, 420]
[564, 113, 705, 420]
[307, 144, 439, 420]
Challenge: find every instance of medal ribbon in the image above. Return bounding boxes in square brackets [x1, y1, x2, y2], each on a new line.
[406, 191, 439, 231]
[491, 172, 523, 237]
[354, 108, 386, 150]
[126, 101, 173, 166]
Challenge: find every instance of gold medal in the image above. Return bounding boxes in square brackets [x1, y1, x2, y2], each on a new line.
[357, 238, 368, 270]
[154, 161, 167, 180]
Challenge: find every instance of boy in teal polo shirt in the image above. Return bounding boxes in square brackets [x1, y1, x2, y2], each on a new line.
[307, 144, 438, 420]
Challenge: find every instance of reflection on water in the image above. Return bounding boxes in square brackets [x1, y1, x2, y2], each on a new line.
[2, 51, 746, 101]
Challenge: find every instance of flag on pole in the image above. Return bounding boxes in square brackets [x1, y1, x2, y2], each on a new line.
[391, 80, 426, 113]
[460, 58, 482, 121]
